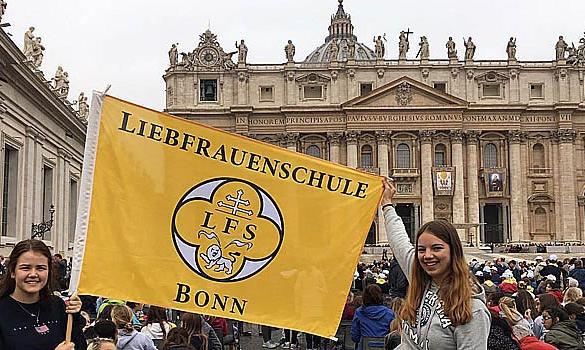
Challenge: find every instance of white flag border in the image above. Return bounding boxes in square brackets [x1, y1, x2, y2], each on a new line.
[67, 91, 105, 295]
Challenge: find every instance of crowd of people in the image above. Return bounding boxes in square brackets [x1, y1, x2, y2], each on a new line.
[6, 178, 585, 349]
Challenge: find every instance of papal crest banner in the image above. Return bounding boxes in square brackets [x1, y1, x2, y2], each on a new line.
[70, 94, 383, 338]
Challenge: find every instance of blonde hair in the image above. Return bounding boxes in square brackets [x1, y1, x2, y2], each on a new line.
[389, 298, 404, 333]
[401, 221, 474, 326]
[499, 297, 523, 325]
[87, 338, 116, 350]
[110, 305, 134, 332]
[564, 287, 583, 304]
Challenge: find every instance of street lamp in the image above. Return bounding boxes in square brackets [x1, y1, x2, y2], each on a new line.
[31, 205, 55, 240]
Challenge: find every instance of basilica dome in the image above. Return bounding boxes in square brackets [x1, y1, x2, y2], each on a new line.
[303, 0, 376, 63]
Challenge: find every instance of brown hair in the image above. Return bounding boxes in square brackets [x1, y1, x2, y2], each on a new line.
[111, 305, 134, 332]
[363, 284, 384, 306]
[0, 239, 54, 300]
[400, 220, 474, 326]
[389, 297, 404, 333]
[537, 293, 560, 315]
[147, 306, 169, 338]
[181, 313, 207, 350]
[564, 287, 583, 304]
[499, 296, 523, 326]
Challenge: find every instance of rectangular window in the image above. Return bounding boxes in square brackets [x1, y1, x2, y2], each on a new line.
[530, 84, 544, 99]
[483, 84, 501, 97]
[42, 165, 54, 241]
[433, 82, 447, 93]
[69, 179, 78, 244]
[2, 145, 18, 237]
[303, 85, 323, 99]
[259, 86, 274, 101]
[360, 83, 373, 96]
[434, 152, 445, 167]
[200, 79, 218, 102]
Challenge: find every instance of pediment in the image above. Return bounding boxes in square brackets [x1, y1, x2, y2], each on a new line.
[343, 76, 468, 108]
[475, 71, 509, 83]
[295, 73, 331, 84]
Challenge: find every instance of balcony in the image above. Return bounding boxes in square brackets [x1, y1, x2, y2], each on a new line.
[528, 167, 552, 177]
[392, 168, 419, 179]
[358, 167, 380, 175]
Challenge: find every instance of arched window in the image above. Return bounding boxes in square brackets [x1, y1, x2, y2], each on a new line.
[532, 143, 545, 168]
[483, 143, 497, 168]
[434, 144, 446, 166]
[396, 143, 411, 168]
[306, 145, 321, 158]
[360, 145, 373, 168]
[534, 207, 547, 233]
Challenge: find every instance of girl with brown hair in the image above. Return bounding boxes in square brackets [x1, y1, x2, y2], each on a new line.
[0, 239, 86, 350]
[381, 179, 490, 349]
[181, 312, 223, 350]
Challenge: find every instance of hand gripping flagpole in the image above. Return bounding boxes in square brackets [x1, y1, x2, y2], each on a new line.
[66, 85, 109, 343]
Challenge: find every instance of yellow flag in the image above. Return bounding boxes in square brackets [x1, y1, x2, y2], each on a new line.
[73, 94, 383, 338]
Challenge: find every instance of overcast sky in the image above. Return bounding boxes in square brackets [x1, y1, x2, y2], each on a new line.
[4, 1, 585, 110]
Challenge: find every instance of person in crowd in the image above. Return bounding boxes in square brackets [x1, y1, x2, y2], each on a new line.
[282, 329, 298, 349]
[499, 296, 532, 340]
[486, 293, 520, 350]
[515, 290, 537, 328]
[540, 256, 562, 285]
[384, 298, 403, 350]
[562, 287, 582, 305]
[351, 284, 395, 350]
[544, 281, 563, 303]
[0, 239, 86, 350]
[181, 312, 221, 350]
[87, 338, 118, 350]
[0, 254, 6, 276]
[141, 305, 176, 340]
[533, 293, 560, 339]
[203, 315, 227, 337]
[569, 259, 585, 291]
[381, 178, 490, 349]
[342, 291, 356, 321]
[542, 307, 584, 350]
[305, 333, 322, 350]
[387, 257, 408, 298]
[509, 260, 522, 282]
[162, 327, 195, 350]
[500, 270, 518, 294]
[563, 302, 585, 333]
[52, 253, 68, 291]
[111, 304, 157, 350]
[514, 324, 558, 350]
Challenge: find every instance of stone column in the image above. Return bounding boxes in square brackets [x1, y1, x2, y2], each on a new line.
[236, 70, 249, 105]
[508, 130, 526, 242]
[22, 127, 38, 241]
[376, 131, 390, 243]
[328, 132, 342, 163]
[284, 70, 297, 105]
[420, 131, 435, 224]
[465, 131, 481, 245]
[451, 130, 466, 242]
[414, 204, 421, 233]
[479, 203, 485, 242]
[55, 148, 67, 252]
[345, 131, 359, 168]
[556, 128, 578, 241]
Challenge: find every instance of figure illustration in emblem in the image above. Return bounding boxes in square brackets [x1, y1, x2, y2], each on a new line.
[200, 244, 234, 274]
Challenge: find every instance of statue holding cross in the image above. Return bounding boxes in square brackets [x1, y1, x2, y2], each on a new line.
[399, 28, 413, 60]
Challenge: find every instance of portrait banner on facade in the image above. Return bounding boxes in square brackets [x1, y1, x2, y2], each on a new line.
[69, 93, 383, 338]
[485, 169, 506, 197]
[432, 167, 454, 196]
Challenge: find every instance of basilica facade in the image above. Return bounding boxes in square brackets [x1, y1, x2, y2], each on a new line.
[163, 1, 585, 245]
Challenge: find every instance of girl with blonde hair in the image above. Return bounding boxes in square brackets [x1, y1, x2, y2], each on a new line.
[563, 287, 582, 305]
[111, 305, 156, 350]
[381, 179, 490, 349]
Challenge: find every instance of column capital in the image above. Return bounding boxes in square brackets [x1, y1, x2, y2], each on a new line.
[375, 130, 391, 143]
[450, 130, 464, 143]
[345, 130, 360, 144]
[507, 129, 527, 144]
[327, 132, 343, 146]
[279, 132, 299, 148]
[25, 126, 38, 139]
[465, 130, 481, 144]
[419, 130, 435, 143]
[553, 128, 577, 143]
